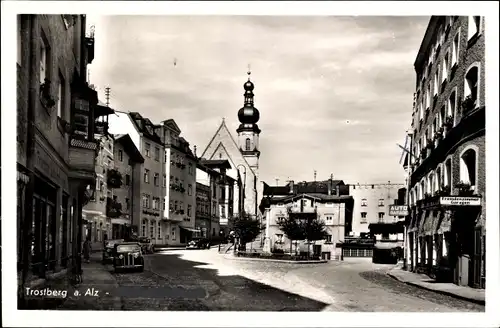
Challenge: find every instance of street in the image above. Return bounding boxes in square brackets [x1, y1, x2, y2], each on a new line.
[57, 249, 485, 312]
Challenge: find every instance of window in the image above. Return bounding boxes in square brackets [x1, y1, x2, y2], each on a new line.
[145, 143, 151, 157]
[154, 147, 160, 161]
[118, 150, 123, 162]
[460, 148, 477, 188]
[360, 212, 367, 223]
[325, 235, 332, 243]
[245, 138, 251, 151]
[142, 194, 150, 208]
[468, 16, 481, 40]
[152, 198, 159, 210]
[187, 205, 192, 217]
[164, 150, 167, 163]
[276, 216, 285, 224]
[125, 198, 130, 210]
[464, 65, 479, 107]
[378, 199, 384, 207]
[378, 212, 385, 219]
[275, 234, 284, 243]
[434, 66, 439, 96]
[162, 199, 166, 210]
[361, 198, 367, 207]
[17, 16, 22, 65]
[188, 163, 193, 175]
[442, 52, 449, 83]
[144, 169, 150, 183]
[150, 224, 154, 239]
[171, 227, 176, 240]
[162, 174, 167, 187]
[419, 101, 424, 120]
[174, 200, 178, 211]
[142, 220, 147, 237]
[125, 174, 130, 186]
[440, 106, 446, 127]
[445, 158, 452, 187]
[426, 84, 431, 109]
[57, 72, 65, 118]
[154, 173, 159, 186]
[452, 32, 460, 66]
[40, 36, 49, 84]
[157, 222, 161, 239]
[188, 184, 192, 196]
[448, 91, 456, 119]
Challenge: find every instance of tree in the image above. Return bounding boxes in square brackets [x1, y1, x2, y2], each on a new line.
[278, 210, 306, 255]
[229, 212, 264, 251]
[303, 215, 328, 259]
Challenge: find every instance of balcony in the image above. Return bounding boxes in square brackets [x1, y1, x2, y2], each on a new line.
[68, 137, 99, 181]
[164, 209, 183, 222]
[106, 197, 122, 218]
[107, 169, 123, 189]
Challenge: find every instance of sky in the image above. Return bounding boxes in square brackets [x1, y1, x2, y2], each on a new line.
[86, 15, 430, 186]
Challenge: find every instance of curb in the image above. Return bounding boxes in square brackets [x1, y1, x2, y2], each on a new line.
[386, 272, 485, 306]
[224, 256, 328, 264]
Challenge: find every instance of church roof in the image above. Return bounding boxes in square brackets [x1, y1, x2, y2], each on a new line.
[201, 119, 256, 176]
[199, 159, 232, 169]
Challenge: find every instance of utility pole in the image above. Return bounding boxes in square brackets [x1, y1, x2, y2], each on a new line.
[275, 178, 279, 186]
[314, 170, 317, 182]
[104, 87, 111, 107]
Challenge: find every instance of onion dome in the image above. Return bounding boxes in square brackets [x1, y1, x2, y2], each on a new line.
[237, 70, 260, 125]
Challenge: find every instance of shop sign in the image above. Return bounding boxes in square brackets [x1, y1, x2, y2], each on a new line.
[389, 205, 408, 216]
[440, 196, 481, 206]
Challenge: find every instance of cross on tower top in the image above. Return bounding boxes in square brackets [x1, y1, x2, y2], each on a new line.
[247, 64, 251, 80]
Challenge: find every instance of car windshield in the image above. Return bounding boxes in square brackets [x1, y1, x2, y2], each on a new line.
[117, 244, 140, 253]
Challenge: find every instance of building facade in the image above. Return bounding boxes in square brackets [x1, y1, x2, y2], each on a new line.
[201, 72, 262, 220]
[348, 182, 405, 237]
[17, 15, 107, 300]
[259, 179, 353, 260]
[111, 134, 144, 240]
[404, 16, 485, 289]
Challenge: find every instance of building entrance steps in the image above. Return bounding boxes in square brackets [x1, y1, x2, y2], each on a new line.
[387, 267, 485, 305]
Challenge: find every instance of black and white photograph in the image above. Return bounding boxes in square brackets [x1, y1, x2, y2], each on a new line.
[2, 1, 499, 327]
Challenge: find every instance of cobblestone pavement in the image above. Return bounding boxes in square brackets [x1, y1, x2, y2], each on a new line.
[56, 249, 485, 311]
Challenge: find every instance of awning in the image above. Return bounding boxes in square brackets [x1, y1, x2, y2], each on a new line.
[180, 227, 201, 233]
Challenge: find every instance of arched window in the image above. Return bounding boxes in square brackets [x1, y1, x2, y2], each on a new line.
[465, 66, 479, 107]
[157, 221, 161, 240]
[245, 138, 251, 151]
[428, 173, 434, 195]
[468, 16, 481, 40]
[142, 219, 147, 237]
[445, 158, 452, 187]
[460, 148, 477, 189]
[448, 90, 456, 119]
[150, 222, 155, 239]
[436, 166, 442, 190]
[421, 180, 426, 197]
[99, 222, 103, 242]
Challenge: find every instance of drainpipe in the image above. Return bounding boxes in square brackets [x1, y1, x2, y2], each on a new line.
[20, 15, 37, 308]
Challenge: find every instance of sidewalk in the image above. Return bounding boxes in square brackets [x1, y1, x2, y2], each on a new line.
[57, 253, 121, 310]
[387, 267, 485, 305]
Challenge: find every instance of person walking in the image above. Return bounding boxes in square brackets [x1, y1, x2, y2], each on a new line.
[83, 237, 91, 263]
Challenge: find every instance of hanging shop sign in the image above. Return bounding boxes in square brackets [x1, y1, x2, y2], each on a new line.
[389, 205, 409, 216]
[440, 196, 481, 206]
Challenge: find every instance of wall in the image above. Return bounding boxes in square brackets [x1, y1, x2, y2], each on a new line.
[108, 112, 141, 151]
[349, 184, 404, 236]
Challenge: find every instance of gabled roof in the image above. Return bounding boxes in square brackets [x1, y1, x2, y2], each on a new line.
[201, 119, 255, 175]
[162, 119, 182, 134]
[114, 134, 145, 164]
[128, 112, 163, 145]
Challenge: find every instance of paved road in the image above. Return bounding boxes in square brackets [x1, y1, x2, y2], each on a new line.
[59, 249, 485, 311]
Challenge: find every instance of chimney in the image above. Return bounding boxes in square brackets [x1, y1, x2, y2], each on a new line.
[328, 174, 333, 195]
[336, 185, 340, 195]
[289, 180, 294, 194]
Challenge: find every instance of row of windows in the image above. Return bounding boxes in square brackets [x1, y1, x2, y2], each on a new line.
[141, 220, 162, 240]
[409, 146, 478, 205]
[360, 212, 386, 223]
[360, 199, 386, 207]
[142, 194, 163, 210]
[169, 200, 193, 216]
[143, 143, 194, 175]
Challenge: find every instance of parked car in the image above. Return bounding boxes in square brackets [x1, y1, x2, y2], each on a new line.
[113, 242, 144, 273]
[102, 239, 124, 264]
[186, 238, 210, 250]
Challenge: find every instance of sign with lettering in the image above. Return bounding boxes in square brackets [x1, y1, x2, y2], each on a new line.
[389, 205, 409, 216]
[440, 196, 481, 206]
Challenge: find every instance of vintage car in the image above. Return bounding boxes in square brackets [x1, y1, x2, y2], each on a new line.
[186, 238, 210, 250]
[102, 239, 124, 264]
[113, 242, 144, 272]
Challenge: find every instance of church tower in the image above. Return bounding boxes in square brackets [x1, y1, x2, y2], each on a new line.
[237, 70, 261, 176]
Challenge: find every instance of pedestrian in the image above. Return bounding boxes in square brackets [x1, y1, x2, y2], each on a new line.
[83, 237, 91, 263]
